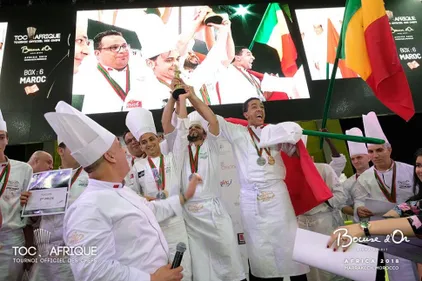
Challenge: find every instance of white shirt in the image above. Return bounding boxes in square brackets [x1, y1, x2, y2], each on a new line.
[0, 159, 33, 231]
[75, 63, 146, 114]
[63, 179, 182, 281]
[304, 163, 347, 215]
[217, 65, 266, 105]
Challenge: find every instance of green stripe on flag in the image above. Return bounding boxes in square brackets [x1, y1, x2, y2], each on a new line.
[249, 3, 281, 49]
[340, 0, 362, 59]
[280, 4, 292, 22]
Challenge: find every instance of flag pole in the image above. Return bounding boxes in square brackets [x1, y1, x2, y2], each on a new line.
[303, 130, 384, 145]
[249, 3, 272, 50]
[319, 4, 348, 149]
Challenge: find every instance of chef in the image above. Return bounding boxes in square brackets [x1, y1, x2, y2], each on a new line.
[43, 101, 200, 281]
[340, 128, 370, 220]
[78, 30, 144, 114]
[297, 135, 346, 281]
[125, 107, 192, 281]
[22, 136, 89, 281]
[124, 14, 179, 111]
[215, 98, 309, 280]
[179, 18, 234, 106]
[216, 47, 267, 105]
[353, 111, 418, 281]
[161, 89, 246, 280]
[0, 109, 33, 281]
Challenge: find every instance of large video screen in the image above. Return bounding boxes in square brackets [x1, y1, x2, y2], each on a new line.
[0, 23, 8, 82]
[72, 4, 311, 114]
[295, 7, 360, 81]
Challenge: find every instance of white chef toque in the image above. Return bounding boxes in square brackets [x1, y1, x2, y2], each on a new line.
[138, 14, 177, 59]
[345, 127, 368, 156]
[0, 109, 7, 132]
[44, 101, 116, 168]
[362, 111, 389, 144]
[188, 111, 209, 130]
[125, 107, 157, 141]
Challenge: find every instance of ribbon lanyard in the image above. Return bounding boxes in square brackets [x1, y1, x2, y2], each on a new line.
[234, 66, 263, 96]
[97, 64, 130, 101]
[147, 154, 165, 191]
[374, 163, 397, 203]
[188, 144, 201, 174]
[70, 167, 83, 188]
[0, 162, 11, 198]
[248, 127, 270, 157]
[199, 85, 211, 105]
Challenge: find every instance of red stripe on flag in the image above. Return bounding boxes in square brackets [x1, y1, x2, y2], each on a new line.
[281, 34, 298, 77]
[364, 15, 415, 121]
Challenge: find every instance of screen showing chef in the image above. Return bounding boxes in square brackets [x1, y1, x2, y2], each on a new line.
[0, 23, 8, 81]
[72, 4, 311, 114]
[295, 7, 359, 81]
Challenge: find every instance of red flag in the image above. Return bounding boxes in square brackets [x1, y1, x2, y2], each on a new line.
[225, 117, 333, 216]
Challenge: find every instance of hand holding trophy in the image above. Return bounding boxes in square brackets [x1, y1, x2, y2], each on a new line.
[170, 66, 192, 101]
[204, 9, 224, 26]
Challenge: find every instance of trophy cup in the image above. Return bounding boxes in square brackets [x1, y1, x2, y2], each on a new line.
[204, 11, 224, 26]
[27, 27, 37, 40]
[171, 66, 187, 101]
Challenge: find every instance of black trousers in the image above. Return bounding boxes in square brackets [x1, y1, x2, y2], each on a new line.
[248, 263, 308, 281]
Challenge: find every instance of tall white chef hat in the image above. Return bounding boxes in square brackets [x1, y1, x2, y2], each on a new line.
[362, 111, 389, 144]
[138, 14, 177, 59]
[345, 127, 368, 156]
[188, 111, 208, 129]
[44, 101, 116, 168]
[125, 107, 157, 141]
[0, 109, 7, 132]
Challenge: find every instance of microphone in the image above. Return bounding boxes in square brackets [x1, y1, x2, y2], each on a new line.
[171, 242, 186, 269]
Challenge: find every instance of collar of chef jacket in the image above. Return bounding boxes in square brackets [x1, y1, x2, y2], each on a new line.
[101, 63, 128, 73]
[373, 160, 395, 174]
[88, 178, 124, 189]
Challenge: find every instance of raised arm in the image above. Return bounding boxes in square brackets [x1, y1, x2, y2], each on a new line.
[187, 89, 219, 136]
[324, 165, 347, 209]
[161, 94, 176, 135]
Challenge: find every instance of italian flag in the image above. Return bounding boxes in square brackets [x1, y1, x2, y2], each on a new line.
[341, 0, 414, 121]
[250, 3, 298, 77]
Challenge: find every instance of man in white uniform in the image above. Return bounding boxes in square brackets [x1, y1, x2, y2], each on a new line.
[79, 30, 144, 114]
[22, 138, 89, 281]
[216, 47, 267, 105]
[27, 151, 54, 173]
[353, 112, 419, 281]
[126, 107, 192, 280]
[297, 136, 347, 281]
[161, 88, 246, 280]
[0, 109, 33, 281]
[340, 128, 370, 220]
[43, 101, 201, 281]
[215, 98, 310, 280]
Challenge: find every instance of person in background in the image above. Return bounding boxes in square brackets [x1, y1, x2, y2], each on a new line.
[297, 135, 347, 281]
[215, 98, 310, 280]
[340, 128, 371, 220]
[44, 101, 201, 281]
[161, 86, 246, 281]
[353, 112, 418, 281]
[27, 151, 53, 173]
[21, 137, 89, 281]
[126, 107, 192, 280]
[0, 109, 33, 281]
[73, 25, 90, 75]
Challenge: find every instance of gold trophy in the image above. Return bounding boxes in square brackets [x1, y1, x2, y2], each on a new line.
[171, 66, 187, 100]
[204, 11, 223, 26]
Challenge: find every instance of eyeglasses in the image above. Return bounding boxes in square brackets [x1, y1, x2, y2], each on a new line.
[100, 43, 130, 53]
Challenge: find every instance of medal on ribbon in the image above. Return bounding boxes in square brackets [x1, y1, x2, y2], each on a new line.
[374, 162, 397, 203]
[0, 161, 11, 199]
[147, 154, 167, 200]
[248, 127, 274, 166]
[188, 144, 201, 180]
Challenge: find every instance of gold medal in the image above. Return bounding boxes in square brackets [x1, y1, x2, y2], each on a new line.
[268, 156, 275, 165]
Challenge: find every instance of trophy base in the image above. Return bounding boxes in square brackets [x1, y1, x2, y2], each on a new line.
[204, 15, 223, 25]
[172, 88, 186, 100]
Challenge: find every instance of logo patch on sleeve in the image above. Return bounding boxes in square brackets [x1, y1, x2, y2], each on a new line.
[138, 170, 145, 178]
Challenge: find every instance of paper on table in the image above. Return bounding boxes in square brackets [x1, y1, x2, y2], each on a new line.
[260, 73, 294, 95]
[365, 198, 396, 215]
[293, 228, 379, 281]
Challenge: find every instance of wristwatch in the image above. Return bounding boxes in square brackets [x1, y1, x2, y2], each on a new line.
[360, 221, 371, 237]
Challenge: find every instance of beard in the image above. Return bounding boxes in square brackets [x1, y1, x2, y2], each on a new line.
[187, 134, 200, 142]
